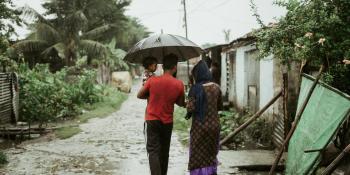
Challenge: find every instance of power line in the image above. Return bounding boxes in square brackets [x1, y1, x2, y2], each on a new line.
[188, 0, 210, 14]
[135, 10, 182, 21]
[210, 0, 232, 10]
[132, 9, 180, 17]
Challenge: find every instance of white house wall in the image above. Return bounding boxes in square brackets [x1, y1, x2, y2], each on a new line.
[235, 44, 256, 109]
[221, 52, 227, 95]
[259, 55, 274, 114]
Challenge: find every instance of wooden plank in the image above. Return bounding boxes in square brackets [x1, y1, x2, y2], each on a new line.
[0, 104, 12, 111]
[0, 81, 10, 85]
[0, 87, 12, 92]
[232, 164, 285, 172]
[0, 91, 12, 97]
[0, 95, 12, 100]
[0, 83, 11, 86]
[0, 77, 10, 82]
[0, 75, 10, 78]
[0, 91, 12, 96]
[219, 150, 286, 173]
[0, 102, 12, 109]
[0, 130, 49, 135]
[0, 111, 12, 124]
[0, 97, 12, 104]
[0, 108, 12, 115]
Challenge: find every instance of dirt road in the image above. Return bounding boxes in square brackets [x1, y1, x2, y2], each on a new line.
[3, 83, 188, 175]
[3, 82, 247, 175]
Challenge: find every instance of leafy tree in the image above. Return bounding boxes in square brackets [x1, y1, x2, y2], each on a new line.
[0, 0, 21, 39]
[252, 0, 350, 93]
[13, 0, 149, 69]
[115, 17, 150, 51]
[14, 4, 108, 67]
[13, 0, 129, 67]
[0, 0, 21, 71]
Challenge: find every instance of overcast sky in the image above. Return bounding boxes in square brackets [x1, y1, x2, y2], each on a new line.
[12, 0, 286, 46]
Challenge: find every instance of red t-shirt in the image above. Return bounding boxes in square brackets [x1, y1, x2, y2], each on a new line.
[143, 74, 184, 124]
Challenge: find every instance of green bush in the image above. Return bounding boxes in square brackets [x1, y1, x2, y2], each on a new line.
[219, 110, 273, 148]
[219, 110, 246, 144]
[0, 151, 8, 165]
[18, 64, 103, 125]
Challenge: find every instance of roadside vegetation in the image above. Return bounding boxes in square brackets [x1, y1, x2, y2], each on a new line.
[0, 0, 147, 139]
[15, 63, 128, 139]
[0, 151, 8, 166]
[251, 0, 350, 94]
[174, 107, 273, 149]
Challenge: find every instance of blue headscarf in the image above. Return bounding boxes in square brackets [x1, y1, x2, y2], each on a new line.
[188, 60, 212, 122]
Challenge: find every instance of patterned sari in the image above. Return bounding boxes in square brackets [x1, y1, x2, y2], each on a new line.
[187, 60, 222, 175]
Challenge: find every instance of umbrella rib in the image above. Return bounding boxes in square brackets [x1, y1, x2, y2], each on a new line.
[169, 35, 201, 58]
[190, 46, 202, 57]
[169, 34, 185, 45]
[175, 46, 185, 60]
[169, 35, 196, 60]
[124, 33, 202, 63]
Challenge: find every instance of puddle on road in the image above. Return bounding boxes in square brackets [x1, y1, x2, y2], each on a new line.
[0, 83, 276, 175]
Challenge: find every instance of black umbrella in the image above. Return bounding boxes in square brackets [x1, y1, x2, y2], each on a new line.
[124, 33, 203, 63]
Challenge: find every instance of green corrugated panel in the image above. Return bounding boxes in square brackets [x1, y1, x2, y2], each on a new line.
[286, 74, 350, 175]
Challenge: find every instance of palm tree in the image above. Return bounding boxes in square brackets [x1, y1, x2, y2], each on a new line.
[14, 2, 115, 67]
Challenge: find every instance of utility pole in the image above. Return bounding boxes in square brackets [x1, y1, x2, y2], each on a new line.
[182, 0, 188, 39]
[182, 0, 190, 89]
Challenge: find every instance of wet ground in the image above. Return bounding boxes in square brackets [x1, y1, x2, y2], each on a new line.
[0, 82, 274, 175]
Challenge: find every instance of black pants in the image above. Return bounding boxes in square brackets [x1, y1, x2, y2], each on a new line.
[145, 120, 173, 175]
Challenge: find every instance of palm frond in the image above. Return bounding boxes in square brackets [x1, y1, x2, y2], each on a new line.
[80, 39, 107, 58]
[107, 37, 117, 50]
[36, 23, 61, 43]
[41, 42, 66, 59]
[66, 10, 88, 31]
[13, 40, 48, 53]
[114, 48, 127, 59]
[82, 24, 115, 40]
[25, 32, 36, 40]
[19, 5, 49, 24]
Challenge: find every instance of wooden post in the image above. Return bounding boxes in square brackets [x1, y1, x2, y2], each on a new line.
[321, 144, 350, 175]
[282, 73, 289, 149]
[220, 90, 283, 145]
[269, 65, 325, 175]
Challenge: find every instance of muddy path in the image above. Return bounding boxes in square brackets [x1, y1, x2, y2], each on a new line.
[2, 83, 188, 175]
[1, 82, 250, 175]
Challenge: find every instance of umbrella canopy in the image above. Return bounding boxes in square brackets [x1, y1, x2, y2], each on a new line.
[124, 33, 203, 63]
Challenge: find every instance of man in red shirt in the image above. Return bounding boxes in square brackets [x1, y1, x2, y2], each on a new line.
[137, 53, 185, 175]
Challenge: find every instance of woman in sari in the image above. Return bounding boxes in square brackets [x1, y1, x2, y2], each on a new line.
[186, 60, 223, 175]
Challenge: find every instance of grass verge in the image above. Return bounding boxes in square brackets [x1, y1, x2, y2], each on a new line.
[55, 127, 82, 139]
[77, 87, 128, 123]
[55, 87, 128, 139]
[173, 107, 191, 146]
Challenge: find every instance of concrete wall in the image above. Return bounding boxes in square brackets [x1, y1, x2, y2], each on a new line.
[221, 42, 283, 117]
[235, 44, 256, 109]
[259, 55, 274, 114]
[228, 51, 236, 103]
[221, 52, 227, 95]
